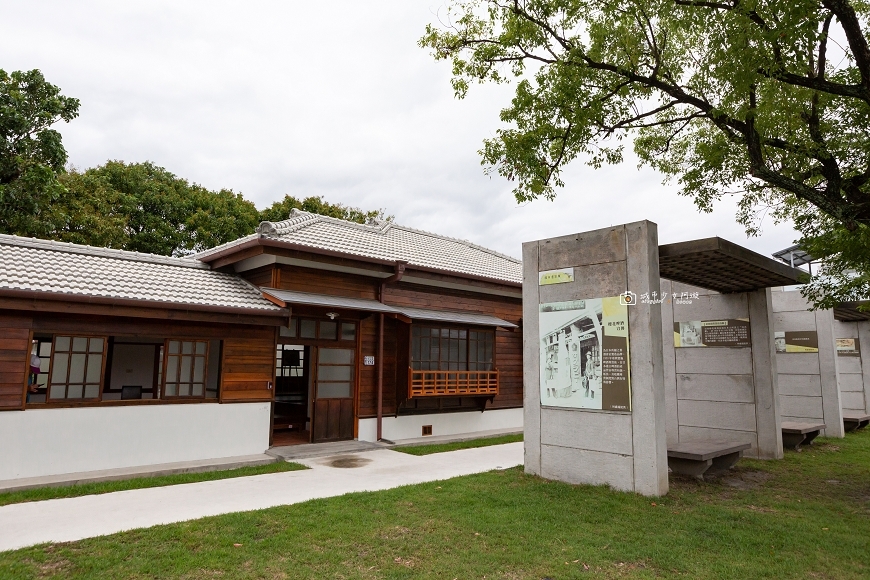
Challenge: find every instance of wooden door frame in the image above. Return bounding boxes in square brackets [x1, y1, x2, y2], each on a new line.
[311, 345, 357, 443]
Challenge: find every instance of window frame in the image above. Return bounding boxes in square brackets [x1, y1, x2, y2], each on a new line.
[160, 339, 210, 400]
[281, 317, 358, 345]
[45, 334, 109, 403]
[410, 324, 496, 372]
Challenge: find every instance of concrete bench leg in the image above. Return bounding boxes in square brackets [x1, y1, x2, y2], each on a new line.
[706, 451, 743, 477]
[668, 457, 712, 479]
[782, 432, 807, 452]
[802, 430, 820, 447]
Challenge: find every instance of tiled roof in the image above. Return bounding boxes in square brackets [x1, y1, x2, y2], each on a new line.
[195, 210, 523, 285]
[0, 234, 284, 312]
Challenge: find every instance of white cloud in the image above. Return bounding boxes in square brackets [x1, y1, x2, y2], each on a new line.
[2, 0, 799, 260]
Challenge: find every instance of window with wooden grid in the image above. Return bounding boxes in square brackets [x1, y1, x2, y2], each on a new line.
[48, 336, 107, 401]
[163, 340, 208, 398]
[411, 326, 494, 371]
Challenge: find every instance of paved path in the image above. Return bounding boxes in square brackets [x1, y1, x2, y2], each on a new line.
[0, 442, 523, 552]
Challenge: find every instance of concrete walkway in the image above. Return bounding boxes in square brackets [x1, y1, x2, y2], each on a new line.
[0, 442, 524, 553]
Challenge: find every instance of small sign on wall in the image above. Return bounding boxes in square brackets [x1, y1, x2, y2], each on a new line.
[363, 356, 375, 366]
[775, 331, 819, 353]
[836, 338, 860, 357]
[539, 268, 574, 286]
[673, 319, 751, 348]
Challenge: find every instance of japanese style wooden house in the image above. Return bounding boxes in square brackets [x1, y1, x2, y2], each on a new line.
[0, 211, 523, 480]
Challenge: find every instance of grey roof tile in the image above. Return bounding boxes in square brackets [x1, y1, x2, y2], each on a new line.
[0, 234, 283, 312]
[195, 210, 523, 285]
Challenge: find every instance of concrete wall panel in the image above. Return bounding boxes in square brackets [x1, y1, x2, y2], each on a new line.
[834, 320, 858, 337]
[773, 311, 816, 330]
[675, 348, 752, 375]
[771, 290, 812, 313]
[779, 395, 824, 419]
[775, 353, 820, 375]
[777, 374, 822, 397]
[838, 357, 862, 374]
[839, 373, 864, 392]
[677, 400, 758, 431]
[539, 261, 626, 304]
[671, 293, 749, 321]
[841, 391, 866, 411]
[537, 227, 626, 271]
[540, 444, 634, 492]
[541, 408, 633, 455]
[676, 374, 754, 403]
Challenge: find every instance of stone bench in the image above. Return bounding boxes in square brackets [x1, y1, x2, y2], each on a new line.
[667, 441, 752, 479]
[781, 421, 825, 451]
[842, 412, 870, 432]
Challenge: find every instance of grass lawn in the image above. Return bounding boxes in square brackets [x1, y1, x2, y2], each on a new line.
[395, 433, 523, 455]
[0, 461, 307, 507]
[2, 430, 869, 579]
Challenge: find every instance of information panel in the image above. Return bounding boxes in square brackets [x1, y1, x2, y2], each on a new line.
[774, 331, 819, 353]
[836, 338, 860, 357]
[539, 297, 631, 412]
[673, 319, 751, 348]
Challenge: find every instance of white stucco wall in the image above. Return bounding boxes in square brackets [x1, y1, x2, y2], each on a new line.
[0, 402, 270, 481]
[357, 407, 523, 442]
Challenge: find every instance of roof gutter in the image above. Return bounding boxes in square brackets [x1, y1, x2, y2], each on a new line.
[0, 288, 288, 319]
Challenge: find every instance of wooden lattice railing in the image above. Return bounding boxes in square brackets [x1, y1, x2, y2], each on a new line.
[408, 369, 499, 398]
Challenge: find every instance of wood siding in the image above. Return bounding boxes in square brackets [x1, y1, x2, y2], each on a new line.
[220, 330, 277, 403]
[252, 263, 523, 418]
[0, 313, 32, 411]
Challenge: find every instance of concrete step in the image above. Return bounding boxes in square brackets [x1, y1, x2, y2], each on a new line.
[267, 439, 386, 460]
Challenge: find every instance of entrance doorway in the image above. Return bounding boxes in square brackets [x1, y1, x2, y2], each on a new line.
[312, 347, 355, 442]
[272, 344, 356, 445]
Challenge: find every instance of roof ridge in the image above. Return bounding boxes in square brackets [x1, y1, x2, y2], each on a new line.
[0, 233, 210, 269]
[264, 209, 521, 263]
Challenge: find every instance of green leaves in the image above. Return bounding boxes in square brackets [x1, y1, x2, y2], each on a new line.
[259, 195, 390, 226]
[423, 0, 870, 306]
[0, 69, 80, 236]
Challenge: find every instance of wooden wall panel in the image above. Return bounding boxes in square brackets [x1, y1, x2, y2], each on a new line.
[0, 314, 32, 411]
[242, 261, 524, 417]
[241, 265, 275, 288]
[275, 265, 377, 299]
[220, 330, 276, 403]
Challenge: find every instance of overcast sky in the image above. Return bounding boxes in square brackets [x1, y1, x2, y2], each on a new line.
[2, 1, 800, 260]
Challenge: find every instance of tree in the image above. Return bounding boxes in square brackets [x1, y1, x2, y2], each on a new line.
[259, 195, 391, 225]
[421, 1, 870, 306]
[49, 162, 390, 256]
[0, 69, 80, 236]
[50, 162, 260, 256]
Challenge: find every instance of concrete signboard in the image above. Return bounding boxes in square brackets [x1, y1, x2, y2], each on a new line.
[523, 221, 668, 497]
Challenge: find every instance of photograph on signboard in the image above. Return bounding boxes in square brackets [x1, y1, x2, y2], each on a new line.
[836, 337, 860, 357]
[774, 331, 819, 353]
[539, 297, 631, 412]
[673, 319, 751, 348]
